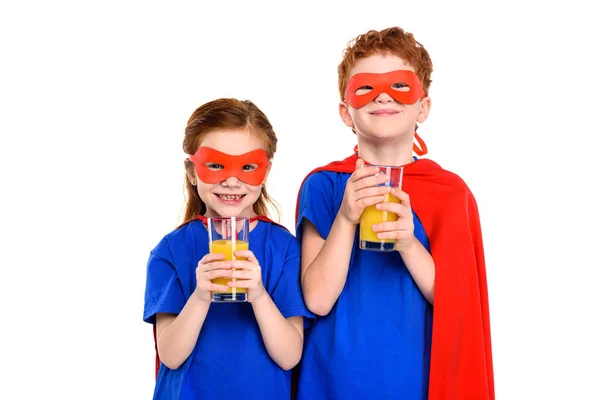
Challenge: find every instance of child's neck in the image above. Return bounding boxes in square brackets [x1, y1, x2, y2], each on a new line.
[357, 137, 415, 166]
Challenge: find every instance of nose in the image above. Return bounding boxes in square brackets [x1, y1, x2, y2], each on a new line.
[221, 176, 242, 187]
[375, 91, 394, 103]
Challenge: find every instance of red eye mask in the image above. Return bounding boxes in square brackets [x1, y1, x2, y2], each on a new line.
[344, 70, 424, 109]
[189, 147, 269, 186]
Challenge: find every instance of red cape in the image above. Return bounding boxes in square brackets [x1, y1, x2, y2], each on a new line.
[152, 215, 285, 378]
[294, 153, 495, 400]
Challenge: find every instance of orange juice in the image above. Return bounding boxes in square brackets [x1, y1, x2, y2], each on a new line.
[359, 193, 400, 249]
[209, 239, 249, 295]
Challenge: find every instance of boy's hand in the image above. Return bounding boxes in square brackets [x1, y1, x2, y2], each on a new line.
[370, 188, 416, 252]
[339, 158, 392, 224]
[227, 250, 267, 302]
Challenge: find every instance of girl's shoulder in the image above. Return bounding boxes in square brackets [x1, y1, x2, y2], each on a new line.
[256, 220, 299, 252]
[151, 220, 205, 257]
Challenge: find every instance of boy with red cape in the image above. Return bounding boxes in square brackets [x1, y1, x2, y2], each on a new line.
[293, 26, 494, 399]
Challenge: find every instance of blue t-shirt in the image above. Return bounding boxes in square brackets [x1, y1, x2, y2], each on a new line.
[296, 170, 433, 400]
[143, 220, 313, 400]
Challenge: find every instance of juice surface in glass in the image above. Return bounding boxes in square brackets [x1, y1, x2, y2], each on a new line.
[359, 193, 400, 249]
[209, 239, 249, 295]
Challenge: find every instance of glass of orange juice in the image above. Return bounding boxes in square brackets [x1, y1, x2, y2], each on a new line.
[359, 165, 404, 252]
[207, 216, 250, 302]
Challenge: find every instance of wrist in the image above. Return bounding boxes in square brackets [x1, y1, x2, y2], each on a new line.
[396, 236, 417, 254]
[193, 289, 212, 305]
[336, 212, 358, 228]
[250, 290, 270, 307]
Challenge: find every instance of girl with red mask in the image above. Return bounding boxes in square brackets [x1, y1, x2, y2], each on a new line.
[143, 98, 313, 399]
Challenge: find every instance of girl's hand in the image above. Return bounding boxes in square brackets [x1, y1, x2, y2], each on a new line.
[370, 188, 416, 252]
[194, 253, 232, 302]
[227, 250, 266, 302]
[339, 158, 391, 224]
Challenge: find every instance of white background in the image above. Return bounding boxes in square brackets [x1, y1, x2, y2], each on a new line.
[1, 0, 598, 398]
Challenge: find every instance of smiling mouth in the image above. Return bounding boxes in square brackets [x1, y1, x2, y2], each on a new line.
[215, 194, 245, 202]
[369, 110, 400, 116]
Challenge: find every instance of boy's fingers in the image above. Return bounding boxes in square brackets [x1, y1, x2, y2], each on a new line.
[355, 158, 365, 170]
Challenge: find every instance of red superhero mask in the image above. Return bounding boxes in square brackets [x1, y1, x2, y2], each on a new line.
[188, 147, 269, 186]
[344, 70, 424, 108]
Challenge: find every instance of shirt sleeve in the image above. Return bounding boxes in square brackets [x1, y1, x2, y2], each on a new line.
[143, 237, 187, 324]
[295, 171, 338, 242]
[270, 236, 315, 321]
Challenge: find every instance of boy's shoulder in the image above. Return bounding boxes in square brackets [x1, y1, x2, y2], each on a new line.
[303, 168, 344, 186]
[299, 156, 356, 190]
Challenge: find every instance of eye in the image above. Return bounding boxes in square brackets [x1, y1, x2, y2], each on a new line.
[242, 164, 258, 171]
[206, 163, 224, 171]
[391, 82, 410, 92]
[355, 85, 373, 95]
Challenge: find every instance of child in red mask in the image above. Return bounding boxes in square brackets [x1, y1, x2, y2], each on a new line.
[294, 26, 495, 400]
[143, 98, 313, 400]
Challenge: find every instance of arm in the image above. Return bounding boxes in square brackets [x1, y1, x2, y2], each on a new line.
[300, 216, 356, 316]
[373, 187, 435, 303]
[155, 253, 232, 370]
[228, 250, 304, 370]
[300, 159, 392, 316]
[252, 298, 304, 370]
[398, 239, 435, 303]
[155, 297, 210, 370]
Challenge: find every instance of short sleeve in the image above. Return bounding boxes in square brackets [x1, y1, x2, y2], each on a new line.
[296, 172, 337, 242]
[270, 237, 314, 321]
[143, 237, 187, 324]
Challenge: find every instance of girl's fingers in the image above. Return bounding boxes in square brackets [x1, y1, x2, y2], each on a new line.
[228, 279, 253, 288]
[200, 260, 232, 272]
[228, 260, 257, 270]
[233, 250, 258, 263]
[209, 283, 230, 292]
[199, 253, 225, 264]
[204, 269, 233, 280]
[230, 270, 254, 280]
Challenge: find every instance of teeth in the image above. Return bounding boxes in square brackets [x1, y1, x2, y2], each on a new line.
[218, 194, 242, 201]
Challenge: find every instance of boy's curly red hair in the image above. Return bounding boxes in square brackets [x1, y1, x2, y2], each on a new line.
[338, 26, 433, 101]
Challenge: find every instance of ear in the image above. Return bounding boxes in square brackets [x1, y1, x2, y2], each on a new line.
[339, 101, 355, 128]
[416, 96, 432, 124]
[185, 161, 197, 186]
